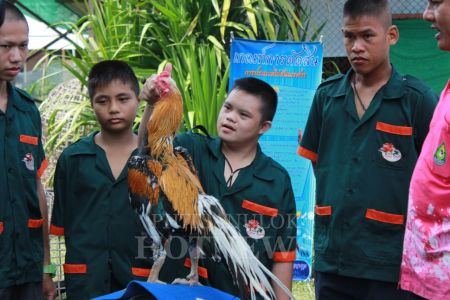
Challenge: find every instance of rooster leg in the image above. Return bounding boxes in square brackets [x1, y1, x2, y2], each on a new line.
[147, 241, 168, 283]
[172, 238, 202, 286]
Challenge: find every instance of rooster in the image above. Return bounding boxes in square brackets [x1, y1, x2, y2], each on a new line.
[127, 69, 293, 300]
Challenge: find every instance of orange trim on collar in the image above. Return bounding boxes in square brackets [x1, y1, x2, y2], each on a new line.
[64, 264, 87, 274]
[297, 146, 318, 163]
[273, 250, 296, 262]
[0, 222, 3, 234]
[365, 209, 404, 225]
[184, 258, 208, 279]
[50, 224, 64, 236]
[132, 267, 151, 277]
[242, 200, 278, 217]
[376, 122, 413, 136]
[28, 218, 44, 228]
[37, 159, 48, 178]
[19, 134, 38, 145]
[315, 205, 332, 216]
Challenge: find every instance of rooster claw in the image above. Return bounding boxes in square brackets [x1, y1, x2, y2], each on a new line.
[171, 278, 202, 286]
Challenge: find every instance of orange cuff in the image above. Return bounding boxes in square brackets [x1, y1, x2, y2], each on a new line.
[273, 250, 296, 262]
[297, 146, 318, 163]
[50, 224, 64, 236]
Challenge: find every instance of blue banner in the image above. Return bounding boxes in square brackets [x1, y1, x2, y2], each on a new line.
[229, 38, 323, 280]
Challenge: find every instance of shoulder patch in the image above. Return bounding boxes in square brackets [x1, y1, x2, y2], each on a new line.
[15, 87, 35, 103]
[402, 75, 435, 94]
[317, 73, 344, 89]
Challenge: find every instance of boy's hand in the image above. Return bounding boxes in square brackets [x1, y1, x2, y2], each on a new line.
[43, 273, 56, 300]
[140, 63, 175, 105]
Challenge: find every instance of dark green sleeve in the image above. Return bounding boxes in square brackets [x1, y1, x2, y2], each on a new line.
[273, 175, 297, 262]
[298, 89, 323, 165]
[50, 154, 67, 236]
[34, 107, 47, 178]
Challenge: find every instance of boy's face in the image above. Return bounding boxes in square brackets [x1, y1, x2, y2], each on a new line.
[217, 89, 271, 146]
[423, 0, 450, 51]
[0, 19, 28, 82]
[342, 15, 398, 76]
[91, 80, 139, 134]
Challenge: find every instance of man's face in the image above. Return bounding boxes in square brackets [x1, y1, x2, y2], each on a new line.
[423, 0, 450, 51]
[216, 89, 271, 147]
[342, 15, 398, 76]
[0, 19, 28, 82]
[92, 80, 139, 134]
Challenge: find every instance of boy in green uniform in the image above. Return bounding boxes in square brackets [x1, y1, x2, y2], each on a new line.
[139, 66, 296, 300]
[298, 0, 438, 299]
[0, 3, 55, 299]
[50, 60, 152, 299]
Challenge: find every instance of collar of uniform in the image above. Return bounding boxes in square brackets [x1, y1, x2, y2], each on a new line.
[327, 65, 405, 100]
[66, 132, 98, 156]
[206, 137, 275, 181]
[251, 147, 275, 181]
[9, 83, 32, 112]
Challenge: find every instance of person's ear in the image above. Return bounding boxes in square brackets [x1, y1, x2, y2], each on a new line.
[259, 120, 272, 135]
[387, 25, 399, 46]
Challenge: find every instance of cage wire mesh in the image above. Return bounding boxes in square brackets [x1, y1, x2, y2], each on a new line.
[304, 0, 428, 78]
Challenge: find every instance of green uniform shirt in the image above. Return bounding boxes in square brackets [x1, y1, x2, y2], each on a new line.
[299, 67, 438, 282]
[0, 83, 47, 288]
[50, 132, 152, 299]
[160, 132, 297, 297]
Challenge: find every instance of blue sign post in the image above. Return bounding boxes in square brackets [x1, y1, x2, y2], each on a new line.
[229, 38, 323, 280]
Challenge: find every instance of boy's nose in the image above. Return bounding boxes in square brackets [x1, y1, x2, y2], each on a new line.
[422, 6, 433, 23]
[351, 39, 364, 52]
[9, 47, 23, 63]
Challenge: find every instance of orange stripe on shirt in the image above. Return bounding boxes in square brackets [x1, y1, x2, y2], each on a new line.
[0, 222, 3, 234]
[273, 250, 296, 262]
[242, 200, 278, 217]
[315, 205, 332, 216]
[297, 146, 318, 163]
[376, 122, 413, 136]
[132, 267, 151, 277]
[37, 159, 48, 178]
[28, 218, 44, 228]
[64, 264, 87, 274]
[19, 134, 38, 145]
[184, 258, 208, 279]
[365, 209, 404, 225]
[50, 224, 64, 236]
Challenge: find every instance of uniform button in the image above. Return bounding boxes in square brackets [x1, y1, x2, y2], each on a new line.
[347, 188, 354, 195]
[8, 167, 13, 173]
[352, 157, 359, 163]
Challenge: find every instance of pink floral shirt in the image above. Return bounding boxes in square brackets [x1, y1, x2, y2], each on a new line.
[400, 80, 450, 300]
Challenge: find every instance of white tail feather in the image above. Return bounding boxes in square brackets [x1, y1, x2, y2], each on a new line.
[199, 194, 294, 300]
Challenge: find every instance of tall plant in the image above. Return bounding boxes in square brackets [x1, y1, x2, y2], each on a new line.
[37, 0, 323, 182]
[140, 0, 319, 134]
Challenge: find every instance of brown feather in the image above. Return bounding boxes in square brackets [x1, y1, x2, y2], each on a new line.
[128, 169, 153, 198]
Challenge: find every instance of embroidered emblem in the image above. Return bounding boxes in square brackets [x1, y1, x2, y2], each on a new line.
[379, 142, 402, 162]
[434, 142, 446, 166]
[22, 153, 34, 171]
[244, 219, 265, 239]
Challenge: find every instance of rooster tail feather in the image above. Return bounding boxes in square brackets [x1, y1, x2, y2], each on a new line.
[198, 194, 294, 300]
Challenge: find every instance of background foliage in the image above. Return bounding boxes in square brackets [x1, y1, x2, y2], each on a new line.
[36, 0, 324, 183]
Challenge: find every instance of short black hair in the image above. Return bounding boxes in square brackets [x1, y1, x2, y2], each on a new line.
[343, 0, 392, 28]
[231, 77, 277, 122]
[3, 1, 27, 26]
[88, 60, 139, 101]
